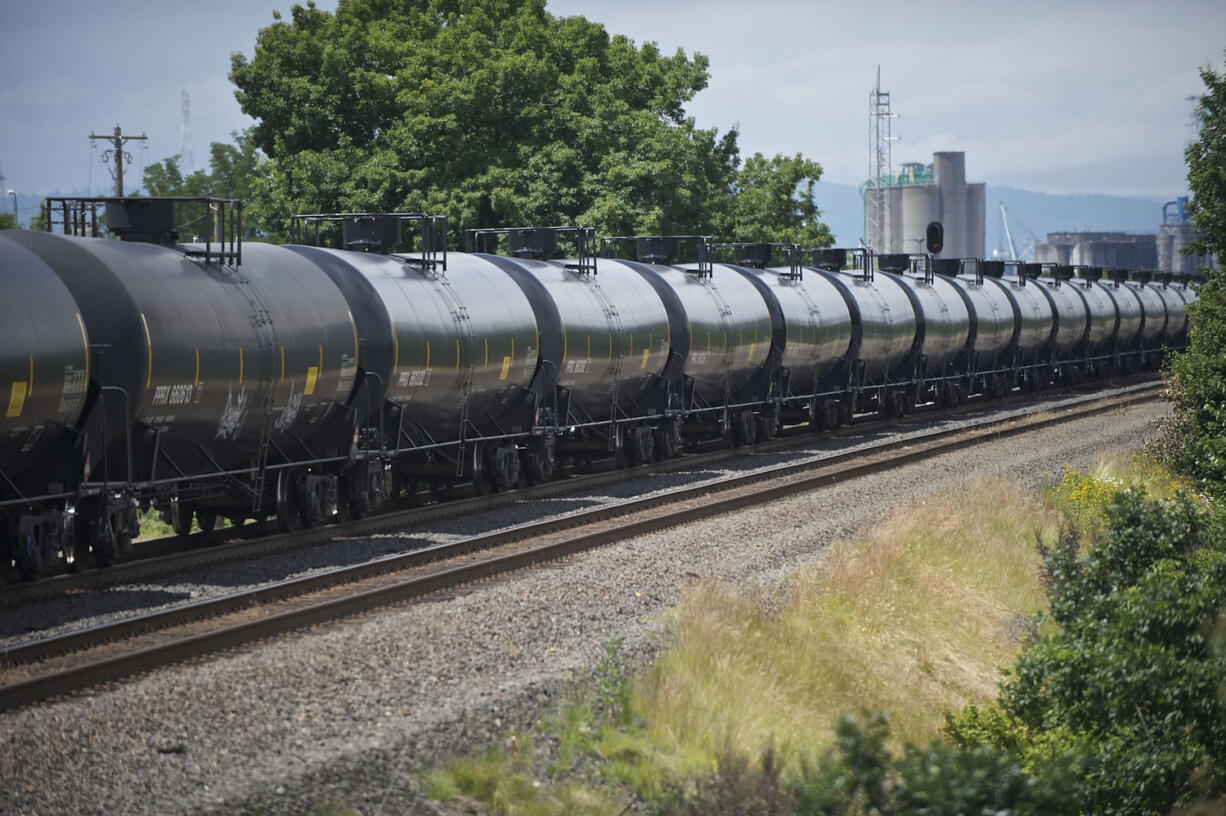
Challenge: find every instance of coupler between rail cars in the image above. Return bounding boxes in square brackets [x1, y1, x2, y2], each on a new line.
[340, 457, 389, 520]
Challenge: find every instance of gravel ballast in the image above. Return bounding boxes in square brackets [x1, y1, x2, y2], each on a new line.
[0, 400, 1168, 815]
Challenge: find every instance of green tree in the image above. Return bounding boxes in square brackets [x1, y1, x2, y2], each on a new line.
[141, 130, 270, 238]
[730, 152, 832, 248]
[1163, 51, 1226, 496]
[949, 491, 1226, 813]
[1185, 50, 1226, 263]
[0, 212, 16, 230]
[230, 0, 827, 246]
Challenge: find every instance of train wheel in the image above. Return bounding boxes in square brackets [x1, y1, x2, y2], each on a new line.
[276, 471, 302, 534]
[93, 521, 117, 568]
[169, 502, 193, 537]
[15, 527, 43, 582]
[66, 509, 90, 572]
[470, 444, 489, 494]
[196, 509, 218, 533]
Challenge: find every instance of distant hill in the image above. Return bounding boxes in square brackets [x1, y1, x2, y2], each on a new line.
[814, 180, 1172, 258]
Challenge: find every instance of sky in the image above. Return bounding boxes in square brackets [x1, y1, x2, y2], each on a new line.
[1, 0, 1223, 221]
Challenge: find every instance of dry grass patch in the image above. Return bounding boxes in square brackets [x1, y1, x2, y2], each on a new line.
[636, 475, 1055, 763]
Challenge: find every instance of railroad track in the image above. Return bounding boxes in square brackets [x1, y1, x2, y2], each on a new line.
[0, 376, 1162, 606]
[0, 381, 1161, 712]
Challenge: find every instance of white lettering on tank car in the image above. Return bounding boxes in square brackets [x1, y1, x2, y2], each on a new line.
[152, 383, 196, 407]
[216, 385, 248, 440]
[275, 389, 302, 433]
[397, 370, 431, 388]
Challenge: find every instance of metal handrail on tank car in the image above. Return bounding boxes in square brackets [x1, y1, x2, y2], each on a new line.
[466, 225, 598, 276]
[290, 212, 448, 272]
[43, 196, 243, 266]
[600, 234, 715, 277]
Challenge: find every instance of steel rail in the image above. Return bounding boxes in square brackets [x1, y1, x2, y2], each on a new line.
[0, 383, 1161, 712]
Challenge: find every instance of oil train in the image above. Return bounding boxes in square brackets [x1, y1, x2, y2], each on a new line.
[0, 196, 1199, 580]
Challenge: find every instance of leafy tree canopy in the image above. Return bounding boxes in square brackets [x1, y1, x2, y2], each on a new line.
[1186, 50, 1226, 263]
[140, 130, 268, 238]
[1163, 51, 1226, 496]
[229, 0, 831, 248]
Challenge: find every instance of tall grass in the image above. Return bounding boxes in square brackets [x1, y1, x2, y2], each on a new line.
[418, 455, 1187, 812]
[639, 475, 1054, 764]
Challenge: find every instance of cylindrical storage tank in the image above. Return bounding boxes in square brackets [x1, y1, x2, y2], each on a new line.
[880, 270, 971, 375]
[1071, 272, 1119, 353]
[292, 248, 544, 444]
[487, 256, 673, 421]
[1124, 277, 1168, 346]
[656, 263, 775, 405]
[742, 267, 853, 394]
[809, 267, 918, 384]
[1094, 277, 1143, 349]
[934, 152, 967, 257]
[901, 186, 940, 256]
[1029, 275, 1089, 357]
[0, 235, 92, 496]
[982, 274, 1056, 362]
[941, 267, 1017, 369]
[5, 232, 361, 479]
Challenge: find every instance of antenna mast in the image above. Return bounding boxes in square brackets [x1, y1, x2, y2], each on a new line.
[180, 91, 194, 175]
[867, 66, 894, 252]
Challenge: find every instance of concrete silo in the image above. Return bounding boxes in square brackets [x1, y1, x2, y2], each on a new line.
[863, 151, 985, 258]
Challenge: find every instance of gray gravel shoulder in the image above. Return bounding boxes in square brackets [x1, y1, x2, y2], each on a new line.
[0, 399, 1167, 816]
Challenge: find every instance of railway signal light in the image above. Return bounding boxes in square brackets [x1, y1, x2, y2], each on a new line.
[926, 221, 944, 255]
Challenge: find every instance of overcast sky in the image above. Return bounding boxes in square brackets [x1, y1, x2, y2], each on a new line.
[1, 0, 1222, 210]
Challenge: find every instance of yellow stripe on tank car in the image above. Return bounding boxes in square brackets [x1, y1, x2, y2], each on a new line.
[348, 311, 359, 368]
[238, 347, 244, 384]
[140, 313, 153, 389]
[28, 354, 33, 398]
[426, 340, 431, 369]
[279, 346, 285, 381]
[194, 348, 200, 386]
[746, 342, 756, 363]
[500, 356, 511, 380]
[484, 337, 489, 368]
[76, 313, 89, 386]
[318, 345, 323, 377]
[455, 338, 460, 370]
[641, 349, 650, 370]
[391, 317, 399, 374]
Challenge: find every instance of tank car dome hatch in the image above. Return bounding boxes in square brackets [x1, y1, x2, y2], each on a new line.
[733, 243, 773, 269]
[1077, 266, 1103, 282]
[635, 236, 680, 265]
[105, 198, 179, 246]
[1130, 269, 1154, 284]
[980, 261, 1006, 278]
[1019, 263, 1043, 279]
[810, 248, 847, 271]
[932, 258, 961, 277]
[342, 215, 402, 254]
[876, 253, 911, 273]
[508, 228, 558, 260]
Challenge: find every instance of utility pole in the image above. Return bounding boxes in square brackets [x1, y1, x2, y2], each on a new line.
[90, 124, 147, 197]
